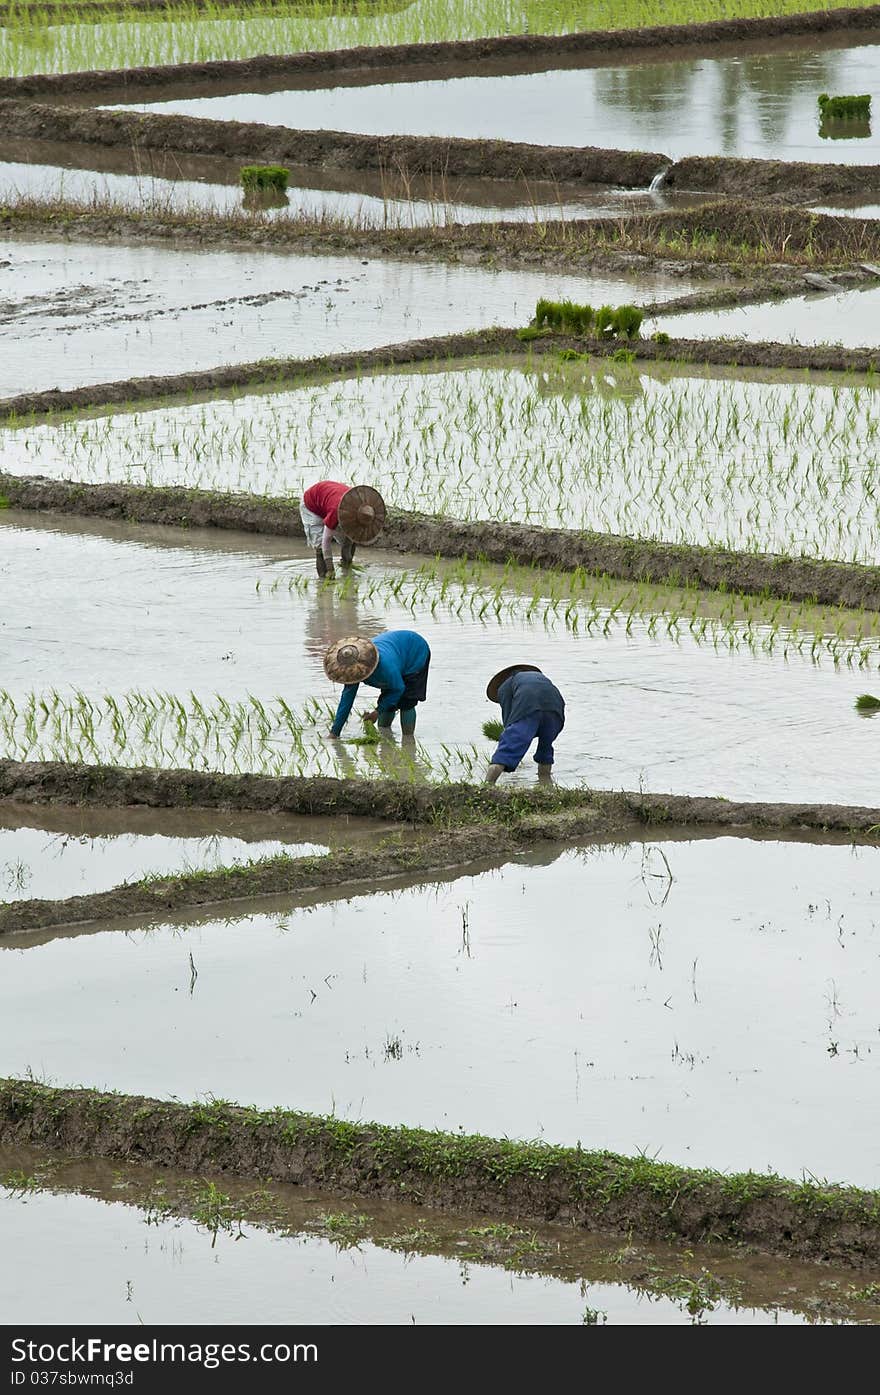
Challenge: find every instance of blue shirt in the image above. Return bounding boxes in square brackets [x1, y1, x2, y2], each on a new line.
[498, 671, 565, 727]
[331, 630, 431, 734]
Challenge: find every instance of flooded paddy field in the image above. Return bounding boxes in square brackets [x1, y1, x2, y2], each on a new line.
[0, 804, 390, 902]
[3, 834, 880, 1187]
[117, 38, 880, 166]
[0, 1148, 836, 1326]
[655, 282, 880, 348]
[0, 239, 689, 398]
[1, 509, 879, 799]
[8, 354, 880, 564]
[0, 148, 707, 227]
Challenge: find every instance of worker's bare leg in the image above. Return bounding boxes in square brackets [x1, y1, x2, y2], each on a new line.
[341, 537, 356, 568]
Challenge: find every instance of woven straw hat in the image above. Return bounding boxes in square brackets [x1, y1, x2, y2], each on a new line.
[486, 664, 542, 703]
[324, 635, 380, 684]
[337, 485, 386, 544]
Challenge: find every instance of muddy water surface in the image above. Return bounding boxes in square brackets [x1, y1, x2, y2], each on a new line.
[123, 41, 880, 165]
[0, 239, 690, 398]
[3, 837, 879, 1186]
[7, 357, 880, 564]
[0, 156, 705, 227]
[1, 512, 877, 800]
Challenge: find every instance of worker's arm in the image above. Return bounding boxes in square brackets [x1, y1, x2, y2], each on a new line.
[321, 524, 336, 560]
[330, 683, 359, 736]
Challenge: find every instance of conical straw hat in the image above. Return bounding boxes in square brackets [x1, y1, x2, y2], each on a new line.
[486, 664, 542, 703]
[324, 636, 380, 684]
[337, 485, 386, 544]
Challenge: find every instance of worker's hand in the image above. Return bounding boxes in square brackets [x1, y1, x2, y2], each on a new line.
[362, 709, 379, 725]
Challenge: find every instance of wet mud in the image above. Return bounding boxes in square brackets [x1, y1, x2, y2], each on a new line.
[4, 467, 880, 612]
[0, 99, 667, 188]
[3, 1079, 880, 1269]
[8, 97, 880, 202]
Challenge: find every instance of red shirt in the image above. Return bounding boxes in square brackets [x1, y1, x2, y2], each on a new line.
[302, 480, 349, 531]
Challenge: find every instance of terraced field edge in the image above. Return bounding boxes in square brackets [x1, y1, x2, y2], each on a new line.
[2, 1079, 880, 1268]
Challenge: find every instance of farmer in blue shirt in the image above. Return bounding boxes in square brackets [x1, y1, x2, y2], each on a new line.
[485, 664, 565, 784]
[325, 630, 431, 737]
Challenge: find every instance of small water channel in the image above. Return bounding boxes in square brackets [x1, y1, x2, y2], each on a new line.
[3, 835, 879, 1186]
[117, 39, 880, 165]
[655, 282, 880, 348]
[0, 512, 878, 801]
[0, 153, 705, 227]
[0, 238, 691, 399]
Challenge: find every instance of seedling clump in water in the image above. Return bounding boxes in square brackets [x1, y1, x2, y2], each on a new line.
[855, 693, 880, 711]
[240, 165, 290, 193]
[527, 299, 644, 339]
[482, 719, 504, 741]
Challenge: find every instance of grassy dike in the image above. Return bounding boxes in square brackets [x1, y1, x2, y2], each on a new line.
[2, 1078, 880, 1269]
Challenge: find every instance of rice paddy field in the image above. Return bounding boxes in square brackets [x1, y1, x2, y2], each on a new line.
[4, 0, 880, 1335]
[118, 38, 880, 165]
[7, 355, 880, 563]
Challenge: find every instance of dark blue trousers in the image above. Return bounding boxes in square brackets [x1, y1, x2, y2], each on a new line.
[492, 712, 565, 770]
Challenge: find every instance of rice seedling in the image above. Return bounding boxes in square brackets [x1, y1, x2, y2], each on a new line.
[855, 692, 880, 710]
[0, 0, 865, 79]
[239, 164, 290, 192]
[482, 719, 504, 741]
[817, 93, 871, 120]
[529, 299, 643, 338]
[9, 358, 880, 565]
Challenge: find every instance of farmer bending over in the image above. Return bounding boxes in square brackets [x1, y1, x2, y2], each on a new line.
[300, 480, 386, 578]
[485, 664, 565, 784]
[325, 629, 431, 737]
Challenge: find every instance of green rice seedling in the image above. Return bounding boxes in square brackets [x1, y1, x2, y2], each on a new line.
[855, 693, 880, 710]
[612, 305, 644, 339]
[482, 718, 504, 741]
[240, 166, 290, 193]
[818, 93, 871, 120]
[594, 305, 617, 337]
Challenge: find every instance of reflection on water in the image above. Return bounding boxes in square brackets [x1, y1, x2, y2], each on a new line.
[125, 41, 880, 163]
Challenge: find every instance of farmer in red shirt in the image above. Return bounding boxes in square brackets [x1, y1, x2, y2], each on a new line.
[300, 481, 386, 578]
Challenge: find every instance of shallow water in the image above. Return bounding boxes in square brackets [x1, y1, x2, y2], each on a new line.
[0, 1173, 811, 1325]
[655, 282, 880, 348]
[7, 356, 880, 564]
[3, 837, 880, 1186]
[1, 511, 879, 800]
[0, 824, 314, 901]
[0, 805, 391, 902]
[0, 156, 703, 227]
[0, 238, 689, 398]
[123, 41, 880, 165]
